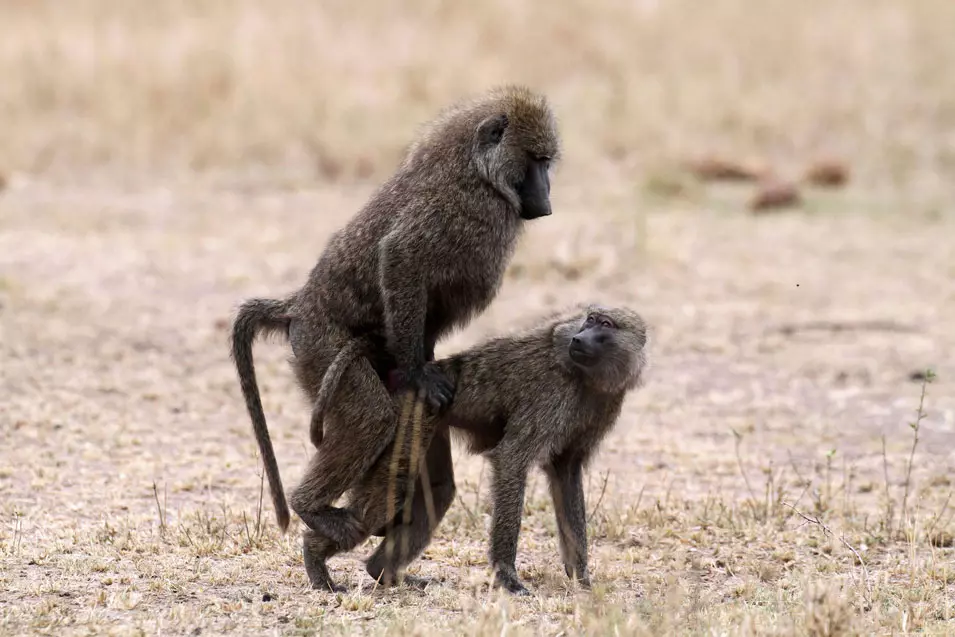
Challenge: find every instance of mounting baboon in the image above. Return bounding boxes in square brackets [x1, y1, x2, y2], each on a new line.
[301, 304, 650, 594]
[229, 85, 561, 549]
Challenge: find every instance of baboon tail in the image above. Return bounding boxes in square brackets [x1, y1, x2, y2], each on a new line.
[309, 338, 366, 447]
[230, 298, 293, 532]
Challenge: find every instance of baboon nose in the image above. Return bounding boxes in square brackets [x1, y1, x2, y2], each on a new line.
[571, 336, 581, 344]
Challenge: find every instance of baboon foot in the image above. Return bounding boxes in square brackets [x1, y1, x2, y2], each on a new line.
[564, 565, 592, 589]
[373, 571, 432, 590]
[365, 560, 431, 590]
[303, 547, 346, 593]
[302, 533, 348, 593]
[396, 574, 432, 590]
[311, 572, 347, 593]
[493, 567, 531, 596]
[365, 561, 396, 587]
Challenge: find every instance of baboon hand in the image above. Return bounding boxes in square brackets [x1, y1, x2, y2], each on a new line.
[391, 363, 454, 412]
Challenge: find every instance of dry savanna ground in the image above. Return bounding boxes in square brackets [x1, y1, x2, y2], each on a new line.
[2, 1, 955, 635]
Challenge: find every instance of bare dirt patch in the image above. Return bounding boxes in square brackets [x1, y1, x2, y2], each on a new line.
[3, 183, 953, 635]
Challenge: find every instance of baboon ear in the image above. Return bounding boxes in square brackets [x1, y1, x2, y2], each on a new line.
[476, 113, 509, 146]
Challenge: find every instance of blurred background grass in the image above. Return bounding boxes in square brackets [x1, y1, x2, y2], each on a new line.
[1, 0, 954, 192]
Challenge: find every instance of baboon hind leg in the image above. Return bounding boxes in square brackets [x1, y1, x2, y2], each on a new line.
[291, 355, 398, 521]
[364, 426, 456, 589]
[291, 356, 398, 590]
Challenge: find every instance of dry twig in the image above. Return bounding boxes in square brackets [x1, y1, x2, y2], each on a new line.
[784, 503, 871, 600]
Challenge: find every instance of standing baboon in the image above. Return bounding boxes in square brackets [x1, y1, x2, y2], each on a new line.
[302, 304, 650, 594]
[229, 86, 561, 571]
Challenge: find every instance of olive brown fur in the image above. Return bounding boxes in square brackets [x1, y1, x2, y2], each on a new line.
[301, 304, 650, 594]
[228, 85, 562, 583]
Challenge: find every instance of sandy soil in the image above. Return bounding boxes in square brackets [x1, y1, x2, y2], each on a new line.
[2, 176, 953, 635]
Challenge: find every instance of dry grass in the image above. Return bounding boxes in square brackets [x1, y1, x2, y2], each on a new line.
[1, 0, 955, 192]
[2, 1, 955, 635]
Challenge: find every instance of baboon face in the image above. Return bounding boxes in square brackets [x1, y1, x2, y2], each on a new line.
[568, 312, 618, 367]
[472, 88, 561, 221]
[557, 306, 649, 393]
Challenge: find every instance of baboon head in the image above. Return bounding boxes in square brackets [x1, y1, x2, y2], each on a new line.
[471, 86, 560, 220]
[403, 85, 561, 221]
[554, 305, 649, 393]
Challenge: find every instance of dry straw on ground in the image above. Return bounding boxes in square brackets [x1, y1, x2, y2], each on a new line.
[2, 1, 955, 635]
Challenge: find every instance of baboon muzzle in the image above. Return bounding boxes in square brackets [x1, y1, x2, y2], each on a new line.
[569, 332, 603, 367]
[517, 160, 552, 220]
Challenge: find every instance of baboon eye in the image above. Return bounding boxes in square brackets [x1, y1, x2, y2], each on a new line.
[584, 315, 595, 326]
[600, 319, 615, 329]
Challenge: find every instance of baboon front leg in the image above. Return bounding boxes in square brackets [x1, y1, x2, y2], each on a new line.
[365, 428, 456, 588]
[544, 454, 591, 588]
[488, 447, 532, 595]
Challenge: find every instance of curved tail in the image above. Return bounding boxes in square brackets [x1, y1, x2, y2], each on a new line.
[230, 298, 293, 531]
[309, 338, 367, 447]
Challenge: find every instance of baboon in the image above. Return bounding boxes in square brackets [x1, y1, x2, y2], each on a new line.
[229, 85, 561, 563]
[302, 304, 650, 594]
